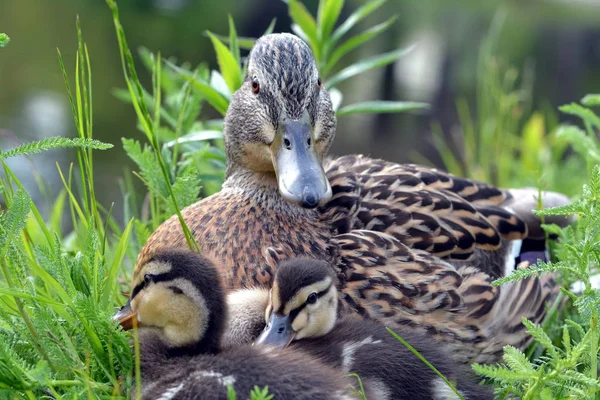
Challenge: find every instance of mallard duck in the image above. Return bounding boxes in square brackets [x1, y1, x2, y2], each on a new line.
[113, 249, 357, 400]
[134, 33, 572, 363]
[255, 257, 492, 400]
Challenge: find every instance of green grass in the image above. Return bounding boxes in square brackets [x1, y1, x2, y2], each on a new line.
[0, 0, 598, 399]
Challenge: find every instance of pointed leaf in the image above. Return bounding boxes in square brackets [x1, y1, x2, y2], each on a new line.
[206, 31, 243, 93]
[165, 60, 229, 115]
[209, 32, 256, 50]
[264, 18, 277, 35]
[317, 0, 344, 42]
[330, 0, 387, 46]
[228, 15, 240, 65]
[326, 45, 414, 88]
[165, 131, 224, 148]
[325, 15, 397, 74]
[337, 101, 428, 116]
[288, 0, 319, 59]
[210, 70, 232, 99]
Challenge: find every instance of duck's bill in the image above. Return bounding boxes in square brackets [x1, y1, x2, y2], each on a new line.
[271, 117, 332, 209]
[254, 313, 296, 348]
[112, 298, 139, 331]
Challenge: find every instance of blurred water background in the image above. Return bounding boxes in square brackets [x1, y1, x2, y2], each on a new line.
[1, 0, 600, 219]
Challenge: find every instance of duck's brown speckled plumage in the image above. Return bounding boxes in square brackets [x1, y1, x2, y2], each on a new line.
[134, 33, 569, 364]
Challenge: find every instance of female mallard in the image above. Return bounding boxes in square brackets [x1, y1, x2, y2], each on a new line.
[133, 33, 571, 363]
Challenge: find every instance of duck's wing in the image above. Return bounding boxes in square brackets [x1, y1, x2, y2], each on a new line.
[334, 230, 466, 316]
[322, 155, 527, 260]
[334, 229, 560, 364]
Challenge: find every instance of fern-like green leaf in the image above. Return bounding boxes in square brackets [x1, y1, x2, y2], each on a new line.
[472, 363, 528, 382]
[493, 261, 572, 286]
[0, 189, 30, 255]
[561, 370, 600, 389]
[0, 137, 112, 160]
[170, 168, 202, 214]
[503, 345, 536, 375]
[522, 319, 560, 362]
[122, 138, 168, 197]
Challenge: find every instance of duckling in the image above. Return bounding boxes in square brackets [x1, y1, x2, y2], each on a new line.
[221, 288, 269, 350]
[255, 257, 493, 400]
[113, 249, 358, 400]
[134, 32, 572, 363]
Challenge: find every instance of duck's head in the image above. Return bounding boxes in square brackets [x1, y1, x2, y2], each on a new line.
[224, 33, 334, 208]
[255, 258, 338, 348]
[113, 249, 225, 354]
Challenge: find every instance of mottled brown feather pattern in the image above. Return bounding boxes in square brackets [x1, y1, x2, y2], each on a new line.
[136, 157, 558, 364]
[134, 34, 566, 365]
[322, 155, 528, 259]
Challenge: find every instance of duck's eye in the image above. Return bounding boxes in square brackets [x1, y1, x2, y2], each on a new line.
[143, 274, 154, 286]
[252, 78, 260, 94]
[317, 77, 322, 88]
[306, 292, 318, 305]
[168, 286, 184, 295]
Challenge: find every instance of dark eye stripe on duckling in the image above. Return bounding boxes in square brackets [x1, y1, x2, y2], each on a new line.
[130, 271, 181, 300]
[280, 284, 332, 323]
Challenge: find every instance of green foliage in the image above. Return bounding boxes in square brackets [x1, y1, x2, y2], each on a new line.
[423, 10, 583, 196]
[474, 162, 600, 397]
[0, 26, 131, 399]
[287, 0, 428, 114]
[2, 0, 600, 399]
[0, 137, 112, 160]
[0, 33, 9, 47]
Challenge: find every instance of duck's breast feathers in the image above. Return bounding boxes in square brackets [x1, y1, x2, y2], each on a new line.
[321, 155, 528, 261]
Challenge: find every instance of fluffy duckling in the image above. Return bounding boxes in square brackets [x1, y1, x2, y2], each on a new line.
[255, 258, 492, 400]
[113, 249, 357, 400]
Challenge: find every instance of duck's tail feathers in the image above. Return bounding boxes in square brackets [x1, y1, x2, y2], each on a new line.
[479, 271, 561, 363]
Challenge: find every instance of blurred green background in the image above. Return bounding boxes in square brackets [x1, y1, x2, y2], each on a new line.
[1, 0, 600, 218]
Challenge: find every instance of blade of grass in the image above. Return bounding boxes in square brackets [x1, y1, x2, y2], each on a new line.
[317, 0, 344, 43]
[326, 45, 414, 88]
[106, 0, 199, 252]
[288, 0, 319, 62]
[228, 15, 240, 65]
[387, 328, 464, 400]
[337, 100, 428, 116]
[324, 15, 397, 75]
[329, 0, 387, 46]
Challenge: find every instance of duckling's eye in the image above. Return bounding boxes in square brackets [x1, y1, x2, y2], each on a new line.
[306, 292, 318, 305]
[317, 77, 322, 88]
[168, 286, 184, 295]
[143, 274, 154, 286]
[251, 78, 260, 94]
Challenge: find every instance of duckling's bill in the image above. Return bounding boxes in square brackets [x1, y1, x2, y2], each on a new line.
[255, 313, 296, 348]
[113, 298, 139, 331]
[271, 114, 331, 209]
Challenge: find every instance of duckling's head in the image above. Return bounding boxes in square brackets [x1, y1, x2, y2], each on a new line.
[113, 249, 225, 354]
[255, 258, 338, 348]
[224, 33, 334, 208]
